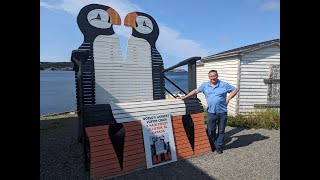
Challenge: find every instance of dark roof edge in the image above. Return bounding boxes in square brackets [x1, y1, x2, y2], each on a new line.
[201, 39, 280, 62]
[200, 52, 241, 63]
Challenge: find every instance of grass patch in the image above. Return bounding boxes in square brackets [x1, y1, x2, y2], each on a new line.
[203, 109, 280, 130]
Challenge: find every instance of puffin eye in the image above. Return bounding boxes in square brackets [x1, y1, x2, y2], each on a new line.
[143, 21, 146, 26]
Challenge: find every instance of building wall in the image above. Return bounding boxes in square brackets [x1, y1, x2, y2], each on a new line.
[196, 56, 240, 116]
[238, 45, 280, 114]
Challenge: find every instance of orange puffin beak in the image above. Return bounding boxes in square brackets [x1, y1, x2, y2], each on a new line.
[124, 12, 138, 27]
[107, 7, 121, 25]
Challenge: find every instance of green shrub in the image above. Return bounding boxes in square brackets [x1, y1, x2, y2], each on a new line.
[228, 109, 280, 130]
[203, 109, 280, 130]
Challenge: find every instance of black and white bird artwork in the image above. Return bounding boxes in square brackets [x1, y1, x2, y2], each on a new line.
[124, 12, 165, 100]
[72, 4, 122, 106]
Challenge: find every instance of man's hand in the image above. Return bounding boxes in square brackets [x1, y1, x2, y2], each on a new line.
[226, 88, 239, 106]
[176, 89, 198, 100]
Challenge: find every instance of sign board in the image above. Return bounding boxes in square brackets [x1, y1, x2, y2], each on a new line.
[141, 113, 177, 169]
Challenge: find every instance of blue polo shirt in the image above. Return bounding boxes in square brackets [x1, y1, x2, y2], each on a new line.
[197, 80, 236, 114]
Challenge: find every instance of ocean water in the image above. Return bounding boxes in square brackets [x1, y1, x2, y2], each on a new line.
[40, 71, 77, 115]
[40, 71, 188, 115]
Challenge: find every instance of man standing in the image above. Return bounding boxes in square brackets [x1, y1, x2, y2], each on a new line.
[179, 70, 239, 154]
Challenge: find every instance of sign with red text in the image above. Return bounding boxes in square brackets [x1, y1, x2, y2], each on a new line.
[141, 113, 177, 169]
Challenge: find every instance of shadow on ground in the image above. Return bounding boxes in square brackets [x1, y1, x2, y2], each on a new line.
[223, 127, 270, 150]
[109, 158, 216, 180]
[206, 127, 270, 151]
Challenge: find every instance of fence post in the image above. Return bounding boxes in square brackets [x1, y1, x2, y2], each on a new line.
[188, 59, 197, 97]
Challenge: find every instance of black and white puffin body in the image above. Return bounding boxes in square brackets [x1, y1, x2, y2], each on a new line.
[125, 12, 165, 101]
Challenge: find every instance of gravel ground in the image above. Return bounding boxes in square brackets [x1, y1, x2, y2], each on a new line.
[40, 114, 279, 180]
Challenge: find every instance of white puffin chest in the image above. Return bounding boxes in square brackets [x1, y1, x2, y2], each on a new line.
[93, 34, 153, 104]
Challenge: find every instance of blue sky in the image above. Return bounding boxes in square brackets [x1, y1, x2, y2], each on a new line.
[40, 0, 279, 68]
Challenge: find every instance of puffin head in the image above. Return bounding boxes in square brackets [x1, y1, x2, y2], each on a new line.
[77, 4, 121, 39]
[124, 12, 159, 47]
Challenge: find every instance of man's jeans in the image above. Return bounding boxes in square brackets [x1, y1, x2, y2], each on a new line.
[206, 112, 228, 149]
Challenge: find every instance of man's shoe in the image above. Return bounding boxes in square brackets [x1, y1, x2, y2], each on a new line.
[216, 149, 223, 154]
[212, 146, 216, 152]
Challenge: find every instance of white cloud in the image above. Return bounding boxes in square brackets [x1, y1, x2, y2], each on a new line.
[42, 0, 142, 38]
[244, 0, 279, 11]
[41, 0, 210, 60]
[158, 25, 209, 58]
[57, 0, 142, 17]
[40, 1, 58, 9]
[260, 1, 280, 11]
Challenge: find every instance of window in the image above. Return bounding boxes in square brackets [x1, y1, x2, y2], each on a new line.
[267, 65, 280, 104]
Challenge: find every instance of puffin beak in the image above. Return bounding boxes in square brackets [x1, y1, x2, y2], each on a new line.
[124, 12, 138, 27]
[107, 7, 121, 25]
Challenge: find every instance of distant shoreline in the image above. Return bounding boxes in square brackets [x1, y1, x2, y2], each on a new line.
[40, 70, 73, 71]
[40, 110, 77, 120]
[40, 70, 187, 72]
[40, 62, 186, 72]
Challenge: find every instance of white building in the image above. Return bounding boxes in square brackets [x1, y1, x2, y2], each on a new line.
[196, 39, 280, 116]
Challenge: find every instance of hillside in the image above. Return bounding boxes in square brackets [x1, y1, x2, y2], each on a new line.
[40, 62, 73, 71]
[167, 69, 186, 72]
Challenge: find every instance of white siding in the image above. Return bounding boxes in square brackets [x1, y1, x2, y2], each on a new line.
[196, 56, 240, 116]
[238, 45, 280, 114]
[110, 99, 186, 123]
[94, 35, 153, 104]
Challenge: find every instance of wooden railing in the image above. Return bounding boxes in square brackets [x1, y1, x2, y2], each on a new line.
[162, 57, 201, 98]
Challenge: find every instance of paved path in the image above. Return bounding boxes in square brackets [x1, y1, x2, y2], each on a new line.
[40, 115, 280, 180]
